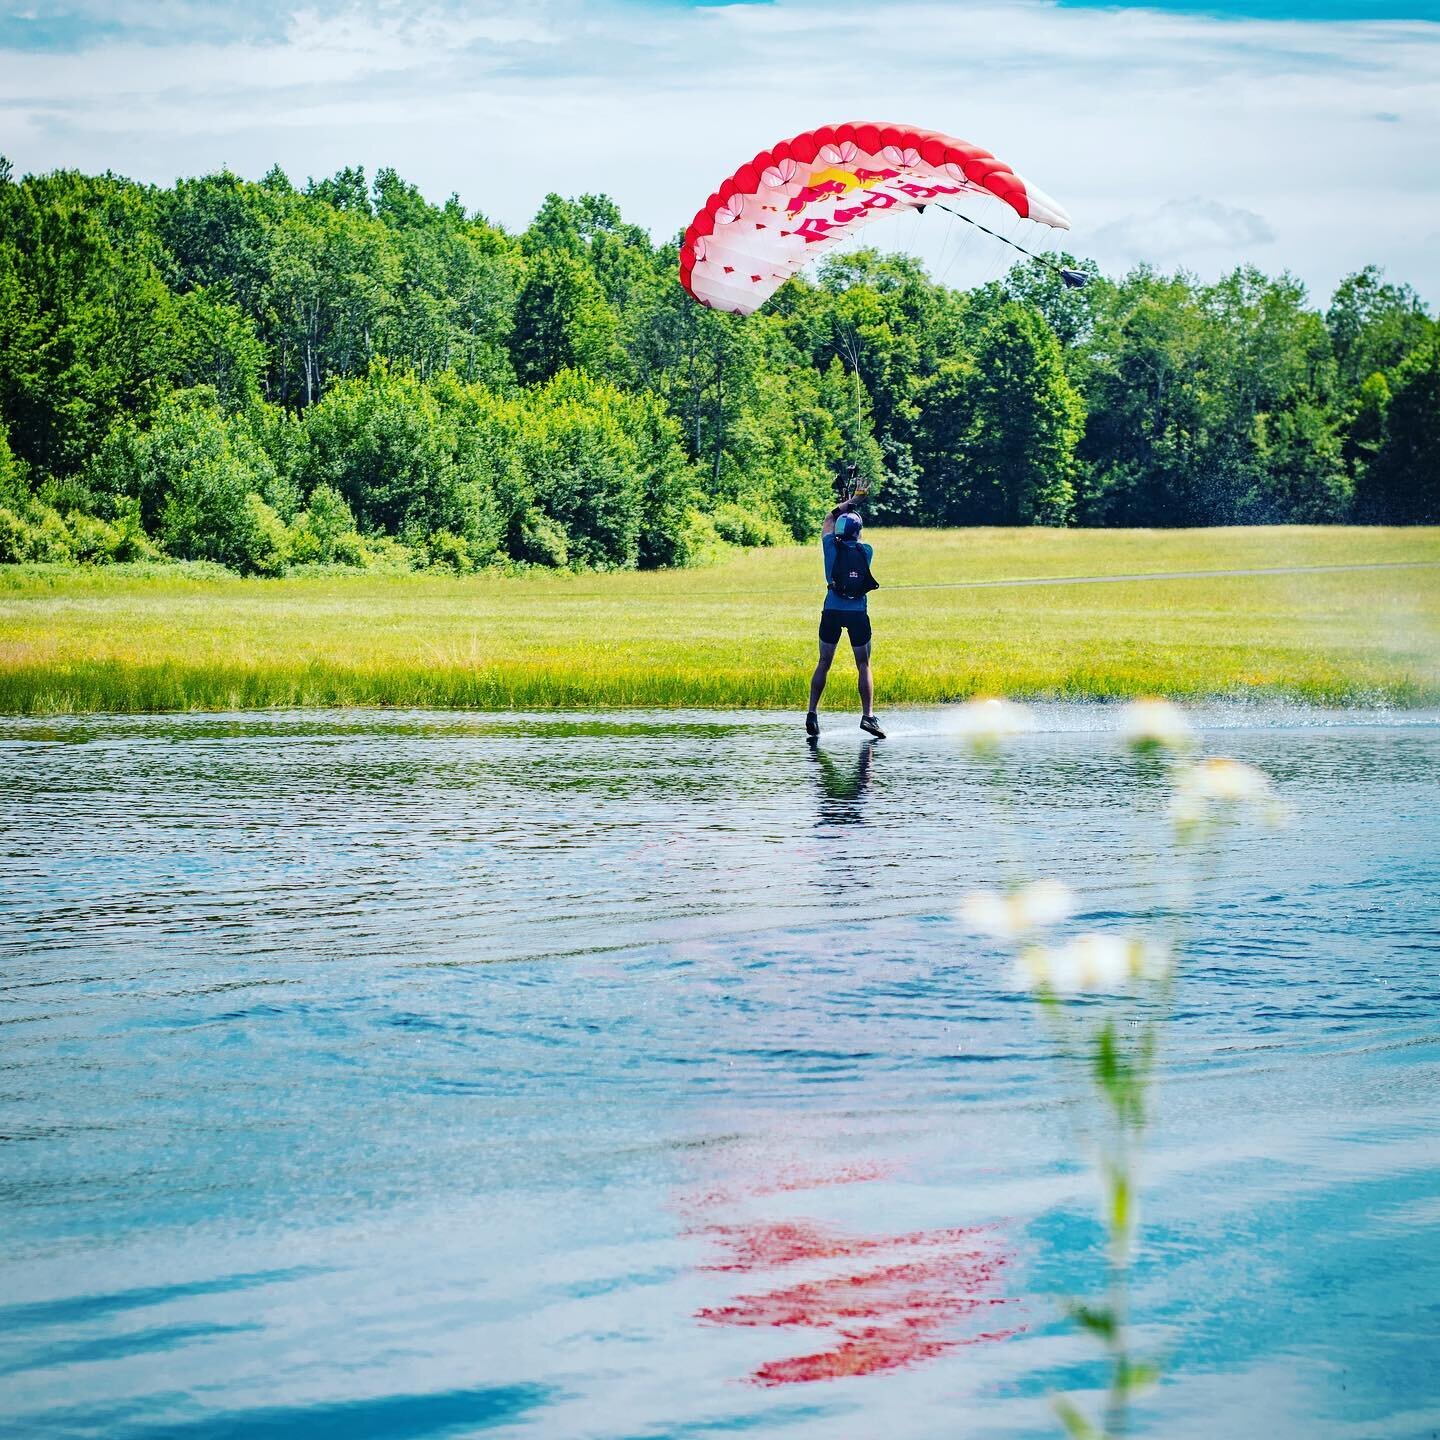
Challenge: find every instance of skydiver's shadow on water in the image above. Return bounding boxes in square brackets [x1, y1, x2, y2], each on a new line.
[806, 736, 875, 827]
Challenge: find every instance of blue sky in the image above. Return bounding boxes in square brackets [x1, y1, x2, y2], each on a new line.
[2, 0, 1438, 303]
[1061, 0, 1440, 15]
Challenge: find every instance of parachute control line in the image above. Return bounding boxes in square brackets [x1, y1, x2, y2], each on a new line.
[929, 202, 1089, 288]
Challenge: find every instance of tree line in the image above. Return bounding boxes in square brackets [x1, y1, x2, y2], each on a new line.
[0, 158, 1435, 574]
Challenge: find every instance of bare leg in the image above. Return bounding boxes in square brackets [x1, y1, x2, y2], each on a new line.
[853, 641, 874, 716]
[808, 640, 838, 712]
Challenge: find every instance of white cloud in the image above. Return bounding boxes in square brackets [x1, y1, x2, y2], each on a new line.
[2, 0, 1439, 305]
[1092, 197, 1277, 266]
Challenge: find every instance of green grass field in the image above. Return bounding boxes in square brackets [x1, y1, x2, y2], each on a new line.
[3, 527, 1438, 714]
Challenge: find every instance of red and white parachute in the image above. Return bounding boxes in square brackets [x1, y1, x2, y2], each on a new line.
[679, 121, 1078, 315]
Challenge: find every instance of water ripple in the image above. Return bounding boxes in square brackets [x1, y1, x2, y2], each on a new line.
[1, 708, 1437, 1439]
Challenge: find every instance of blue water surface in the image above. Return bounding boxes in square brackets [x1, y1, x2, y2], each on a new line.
[2, 706, 1437, 1438]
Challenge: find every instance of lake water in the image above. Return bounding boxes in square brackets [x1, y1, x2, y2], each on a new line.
[2, 707, 1438, 1439]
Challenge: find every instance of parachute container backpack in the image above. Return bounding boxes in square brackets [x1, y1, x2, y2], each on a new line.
[830, 535, 879, 601]
[678, 122, 1085, 316]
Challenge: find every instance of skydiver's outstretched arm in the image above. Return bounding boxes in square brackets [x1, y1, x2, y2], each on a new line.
[822, 499, 856, 538]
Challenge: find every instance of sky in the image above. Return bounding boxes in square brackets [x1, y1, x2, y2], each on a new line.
[2, 0, 1438, 306]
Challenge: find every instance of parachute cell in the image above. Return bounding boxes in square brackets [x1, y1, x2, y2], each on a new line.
[680, 121, 1073, 315]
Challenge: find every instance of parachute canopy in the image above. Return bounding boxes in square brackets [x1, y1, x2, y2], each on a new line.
[679, 121, 1073, 316]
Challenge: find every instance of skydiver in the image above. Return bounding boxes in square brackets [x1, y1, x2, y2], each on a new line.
[806, 495, 883, 740]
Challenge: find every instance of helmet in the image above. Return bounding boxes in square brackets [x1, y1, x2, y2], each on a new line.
[835, 512, 862, 541]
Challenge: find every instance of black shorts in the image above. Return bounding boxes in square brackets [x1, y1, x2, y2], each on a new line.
[819, 608, 872, 648]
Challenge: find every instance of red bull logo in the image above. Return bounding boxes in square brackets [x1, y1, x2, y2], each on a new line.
[785, 165, 900, 219]
[782, 164, 967, 245]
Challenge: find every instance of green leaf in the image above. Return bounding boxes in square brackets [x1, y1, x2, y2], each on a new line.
[1109, 1168, 1132, 1236]
[1062, 1300, 1117, 1342]
[1053, 1396, 1101, 1439]
[1092, 1022, 1150, 1127]
[1093, 1023, 1125, 1104]
[1117, 1359, 1161, 1392]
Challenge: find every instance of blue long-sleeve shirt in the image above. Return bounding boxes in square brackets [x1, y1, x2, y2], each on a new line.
[821, 534, 874, 613]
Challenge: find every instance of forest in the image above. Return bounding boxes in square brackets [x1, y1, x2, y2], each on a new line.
[0, 158, 1436, 575]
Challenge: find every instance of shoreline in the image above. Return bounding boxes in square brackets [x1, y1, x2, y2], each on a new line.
[7, 701, 1440, 733]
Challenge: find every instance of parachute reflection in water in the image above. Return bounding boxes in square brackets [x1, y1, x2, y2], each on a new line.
[679, 121, 1080, 315]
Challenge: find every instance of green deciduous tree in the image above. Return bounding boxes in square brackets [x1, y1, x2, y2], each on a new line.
[1074, 271, 1214, 525]
[517, 369, 652, 569]
[287, 483, 368, 566]
[1244, 400, 1350, 523]
[1327, 266, 1434, 394]
[171, 286, 266, 410]
[1356, 341, 1440, 523]
[299, 362, 472, 544]
[0, 171, 179, 476]
[916, 303, 1083, 525]
[509, 249, 625, 386]
[88, 387, 287, 571]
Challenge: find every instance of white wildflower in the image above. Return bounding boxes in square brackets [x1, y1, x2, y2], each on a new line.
[953, 697, 1036, 754]
[1022, 879, 1077, 929]
[1180, 757, 1272, 802]
[959, 879, 1076, 939]
[959, 889, 1012, 937]
[1119, 698, 1194, 754]
[1169, 757, 1283, 835]
[1015, 933, 1171, 995]
[1168, 792, 1207, 830]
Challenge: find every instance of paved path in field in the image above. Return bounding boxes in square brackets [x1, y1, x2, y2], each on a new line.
[884, 558, 1440, 595]
[545, 558, 1440, 600]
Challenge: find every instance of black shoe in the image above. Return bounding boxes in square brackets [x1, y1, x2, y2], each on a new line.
[860, 715, 886, 739]
[805, 711, 819, 737]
